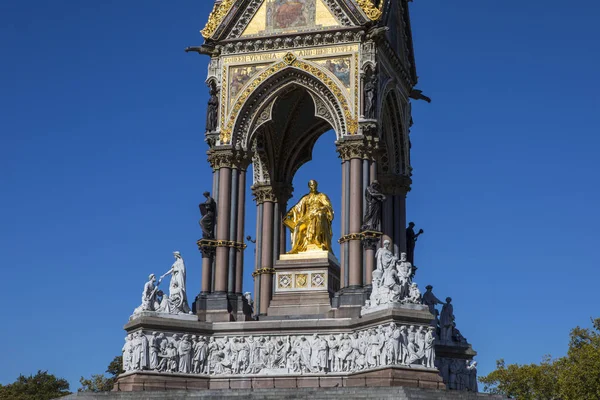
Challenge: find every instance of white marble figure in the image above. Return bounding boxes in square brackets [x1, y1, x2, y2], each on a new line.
[424, 327, 436, 368]
[366, 250, 423, 309]
[132, 274, 162, 316]
[122, 334, 133, 372]
[466, 360, 478, 392]
[408, 283, 421, 304]
[161, 252, 192, 314]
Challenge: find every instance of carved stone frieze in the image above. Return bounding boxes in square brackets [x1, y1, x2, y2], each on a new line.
[218, 30, 363, 56]
[122, 324, 437, 376]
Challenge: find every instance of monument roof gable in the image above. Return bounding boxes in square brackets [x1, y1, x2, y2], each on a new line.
[201, 0, 385, 41]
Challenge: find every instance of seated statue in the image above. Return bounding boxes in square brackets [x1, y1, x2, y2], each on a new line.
[283, 180, 334, 254]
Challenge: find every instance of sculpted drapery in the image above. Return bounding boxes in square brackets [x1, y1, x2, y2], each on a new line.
[283, 180, 334, 254]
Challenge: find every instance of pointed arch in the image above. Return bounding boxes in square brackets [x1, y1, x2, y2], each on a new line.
[219, 56, 356, 147]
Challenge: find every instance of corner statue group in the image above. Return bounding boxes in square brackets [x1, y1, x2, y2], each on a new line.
[283, 180, 334, 254]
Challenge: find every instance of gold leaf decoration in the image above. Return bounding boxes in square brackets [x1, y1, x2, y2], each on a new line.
[356, 0, 383, 21]
[201, 0, 236, 39]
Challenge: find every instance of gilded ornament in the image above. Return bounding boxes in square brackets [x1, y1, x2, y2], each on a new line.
[295, 274, 308, 288]
[283, 52, 297, 65]
[201, 0, 236, 39]
[356, 0, 383, 21]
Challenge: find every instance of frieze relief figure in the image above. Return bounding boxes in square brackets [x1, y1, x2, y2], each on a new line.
[122, 327, 437, 377]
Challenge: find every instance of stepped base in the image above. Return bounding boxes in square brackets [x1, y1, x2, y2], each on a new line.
[63, 386, 507, 399]
[114, 365, 443, 392]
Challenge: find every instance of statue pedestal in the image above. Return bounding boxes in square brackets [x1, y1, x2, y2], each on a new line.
[266, 251, 340, 318]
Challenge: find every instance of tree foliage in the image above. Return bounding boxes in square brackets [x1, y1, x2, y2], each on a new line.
[480, 318, 600, 400]
[0, 370, 71, 400]
[78, 355, 123, 393]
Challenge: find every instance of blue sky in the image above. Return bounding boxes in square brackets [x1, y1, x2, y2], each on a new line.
[1, 0, 599, 391]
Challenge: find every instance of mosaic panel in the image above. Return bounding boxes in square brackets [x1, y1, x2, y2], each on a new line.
[313, 57, 351, 89]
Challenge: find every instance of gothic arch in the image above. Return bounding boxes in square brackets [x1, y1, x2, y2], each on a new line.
[220, 57, 355, 148]
[379, 83, 410, 176]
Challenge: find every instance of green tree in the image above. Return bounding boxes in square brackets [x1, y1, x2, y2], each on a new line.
[480, 318, 600, 400]
[0, 370, 71, 400]
[78, 355, 123, 393]
[555, 319, 600, 399]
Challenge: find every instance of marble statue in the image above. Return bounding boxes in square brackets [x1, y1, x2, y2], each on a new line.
[283, 180, 334, 254]
[199, 192, 216, 239]
[132, 274, 160, 316]
[161, 252, 192, 314]
[375, 240, 397, 272]
[440, 297, 455, 342]
[361, 180, 386, 231]
[366, 250, 422, 309]
[243, 291, 254, 314]
[206, 81, 219, 132]
[408, 283, 421, 304]
[466, 360, 479, 392]
[406, 222, 424, 265]
[422, 285, 444, 315]
[123, 327, 437, 377]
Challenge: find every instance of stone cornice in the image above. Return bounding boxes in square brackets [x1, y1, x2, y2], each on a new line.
[216, 28, 364, 56]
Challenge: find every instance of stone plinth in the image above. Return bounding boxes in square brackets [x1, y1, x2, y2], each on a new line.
[267, 251, 340, 317]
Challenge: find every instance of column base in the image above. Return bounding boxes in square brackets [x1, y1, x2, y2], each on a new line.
[196, 292, 253, 322]
[331, 286, 370, 318]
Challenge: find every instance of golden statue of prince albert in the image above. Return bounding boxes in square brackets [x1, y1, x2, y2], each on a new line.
[283, 180, 334, 254]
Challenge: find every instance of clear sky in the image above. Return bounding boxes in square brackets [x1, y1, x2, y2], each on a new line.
[1, 0, 599, 391]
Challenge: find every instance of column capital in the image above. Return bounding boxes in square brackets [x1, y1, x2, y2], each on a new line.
[251, 183, 293, 204]
[379, 174, 412, 195]
[336, 134, 379, 161]
[207, 147, 251, 170]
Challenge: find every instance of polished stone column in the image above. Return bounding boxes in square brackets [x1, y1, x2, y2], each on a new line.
[228, 168, 239, 293]
[254, 202, 264, 316]
[235, 169, 246, 294]
[215, 166, 231, 293]
[201, 255, 213, 294]
[340, 160, 348, 288]
[260, 200, 274, 315]
[349, 157, 363, 287]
